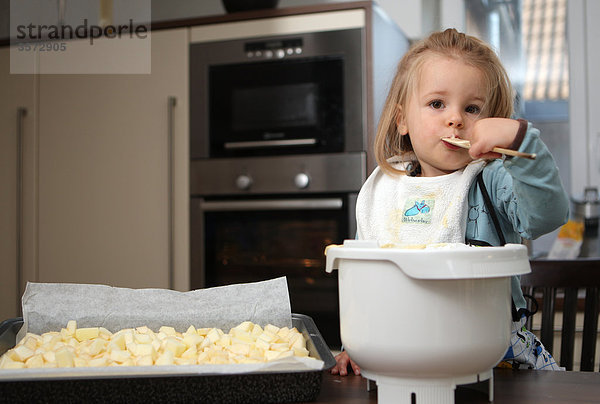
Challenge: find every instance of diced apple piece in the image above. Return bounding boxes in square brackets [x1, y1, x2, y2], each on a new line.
[291, 335, 306, 350]
[126, 341, 138, 355]
[264, 324, 280, 335]
[0, 357, 25, 369]
[123, 330, 135, 345]
[134, 333, 152, 344]
[215, 334, 231, 347]
[228, 343, 250, 356]
[89, 338, 106, 356]
[232, 331, 254, 344]
[135, 343, 156, 359]
[55, 347, 74, 367]
[206, 328, 221, 344]
[181, 346, 197, 360]
[196, 328, 211, 336]
[182, 333, 202, 348]
[163, 337, 186, 357]
[276, 327, 290, 339]
[42, 350, 56, 363]
[293, 347, 309, 357]
[264, 350, 282, 361]
[277, 350, 294, 360]
[255, 338, 270, 351]
[75, 327, 100, 342]
[110, 332, 126, 351]
[98, 327, 112, 339]
[287, 332, 302, 347]
[119, 358, 135, 366]
[251, 324, 263, 336]
[136, 355, 154, 366]
[270, 342, 288, 352]
[13, 345, 35, 362]
[159, 326, 176, 336]
[73, 357, 89, 367]
[155, 350, 174, 366]
[196, 351, 208, 364]
[174, 357, 196, 365]
[24, 354, 44, 368]
[22, 334, 40, 351]
[88, 357, 109, 367]
[109, 349, 131, 363]
[66, 320, 77, 336]
[257, 331, 277, 343]
[233, 321, 253, 333]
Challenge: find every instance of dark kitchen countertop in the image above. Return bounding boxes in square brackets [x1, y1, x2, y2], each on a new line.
[310, 368, 600, 403]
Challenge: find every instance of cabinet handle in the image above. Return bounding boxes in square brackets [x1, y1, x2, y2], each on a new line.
[199, 198, 344, 211]
[16, 107, 27, 314]
[167, 97, 177, 290]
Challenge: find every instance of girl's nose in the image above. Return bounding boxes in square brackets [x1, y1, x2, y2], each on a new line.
[447, 114, 464, 129]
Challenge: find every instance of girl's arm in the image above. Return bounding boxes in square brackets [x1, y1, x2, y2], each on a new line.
[480, 121, 569, 239]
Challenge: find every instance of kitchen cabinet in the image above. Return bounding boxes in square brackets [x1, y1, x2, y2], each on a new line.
[0, 47, 37, 320]
[33, 28, 189, 290]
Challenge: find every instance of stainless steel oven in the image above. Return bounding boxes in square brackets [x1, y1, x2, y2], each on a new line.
[191, 154, 364, 347]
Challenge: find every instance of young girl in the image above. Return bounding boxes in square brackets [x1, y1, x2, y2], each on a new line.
[331, 28, 569, 375]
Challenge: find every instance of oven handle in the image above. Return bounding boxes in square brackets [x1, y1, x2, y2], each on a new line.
[199, 198, 344, 211]
[224, 138, 317, 149]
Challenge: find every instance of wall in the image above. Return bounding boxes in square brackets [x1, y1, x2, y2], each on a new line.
[568, 0, 600, 198]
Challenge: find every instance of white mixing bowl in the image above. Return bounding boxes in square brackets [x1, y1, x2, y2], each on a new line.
[325, 240, 531, 404]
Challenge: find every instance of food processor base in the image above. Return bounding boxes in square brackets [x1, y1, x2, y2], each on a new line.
[362, 370, 493, 404]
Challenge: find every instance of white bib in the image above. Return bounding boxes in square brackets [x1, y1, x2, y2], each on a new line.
[356, 160, 485, 245]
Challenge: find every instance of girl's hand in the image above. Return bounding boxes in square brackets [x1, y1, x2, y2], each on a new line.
[330, 350, 361, 376]
[468, 118, 521, 160]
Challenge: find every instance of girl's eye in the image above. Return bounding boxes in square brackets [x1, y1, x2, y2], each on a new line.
[429, 100, 444, 109]
[466, 105, 481, 114]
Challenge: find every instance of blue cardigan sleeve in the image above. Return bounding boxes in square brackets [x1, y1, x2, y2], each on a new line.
[481, 122, 569, 240]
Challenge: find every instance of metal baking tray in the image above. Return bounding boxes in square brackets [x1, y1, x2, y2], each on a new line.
[0, 313, 335, 403]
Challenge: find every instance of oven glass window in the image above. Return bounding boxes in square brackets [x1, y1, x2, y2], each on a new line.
[232, 83, 318, 131]
[209, 57, 344, 157]
[202, 205, 346, 347]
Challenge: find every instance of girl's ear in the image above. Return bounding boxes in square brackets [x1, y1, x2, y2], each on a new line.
[395, 105, 408, 135]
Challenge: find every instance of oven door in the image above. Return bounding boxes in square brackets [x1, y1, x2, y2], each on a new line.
[191, 194, 356, 347]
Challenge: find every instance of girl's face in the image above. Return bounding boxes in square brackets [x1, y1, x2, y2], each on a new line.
[398, 54, 487, 177]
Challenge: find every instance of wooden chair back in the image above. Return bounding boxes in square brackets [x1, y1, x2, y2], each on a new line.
[520, 259, 600, 371]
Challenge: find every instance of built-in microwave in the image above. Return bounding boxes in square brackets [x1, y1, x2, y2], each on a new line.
[190, 28, 364, 158]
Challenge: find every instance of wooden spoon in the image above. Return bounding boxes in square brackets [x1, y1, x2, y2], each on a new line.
[441, 137, 536, 160]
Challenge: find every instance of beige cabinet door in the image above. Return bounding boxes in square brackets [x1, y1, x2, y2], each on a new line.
[0, 47, 37, 320]
[36, 29, 189, 290]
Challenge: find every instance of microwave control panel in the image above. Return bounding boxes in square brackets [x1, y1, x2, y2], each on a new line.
[244, 38, 303, 59]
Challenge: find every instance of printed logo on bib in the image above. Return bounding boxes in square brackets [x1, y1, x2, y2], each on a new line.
[402, 199, 435, 224]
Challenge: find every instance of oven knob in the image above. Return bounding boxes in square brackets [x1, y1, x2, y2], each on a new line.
[294, 173, 310, 189]
[236, 174, 253, 190]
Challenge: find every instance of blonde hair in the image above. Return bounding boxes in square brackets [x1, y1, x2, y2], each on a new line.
[374, 28, 515, 176]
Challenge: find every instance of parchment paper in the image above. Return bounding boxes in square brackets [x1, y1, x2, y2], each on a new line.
[20, 277, 292, 336]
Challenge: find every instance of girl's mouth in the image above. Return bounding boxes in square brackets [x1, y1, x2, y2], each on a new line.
[441, 138, 461, 150]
